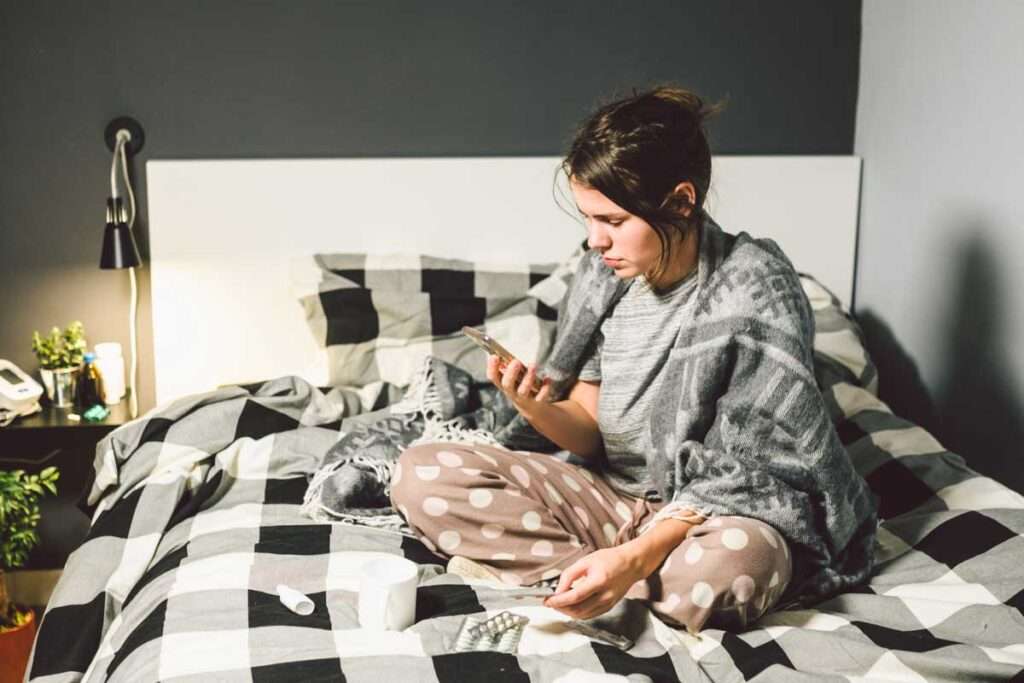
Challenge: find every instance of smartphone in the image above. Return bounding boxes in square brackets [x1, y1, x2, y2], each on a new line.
[462, 326, 542, 392]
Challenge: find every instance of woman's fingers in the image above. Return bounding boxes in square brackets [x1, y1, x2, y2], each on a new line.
[559, 591, 608, 620]
[517, 364, 538, 396]
[546, 560, 595, 608]
[488, 354, 514, 390]
[551, 561, 586, 597]
[547, 574, 599, 609]
[486, 354, 501, 385]
[490, 356, 547, 404]
[501, 359, 524, 393]
[536, 378, 552, 402]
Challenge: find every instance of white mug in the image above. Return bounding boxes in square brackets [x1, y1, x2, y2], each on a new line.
[358, 556, 418, 631]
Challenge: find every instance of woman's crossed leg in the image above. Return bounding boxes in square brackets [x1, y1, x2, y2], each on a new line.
[390, 441, 791, 632]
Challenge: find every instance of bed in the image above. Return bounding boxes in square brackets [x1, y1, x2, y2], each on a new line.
[26, 157, 1024, 682]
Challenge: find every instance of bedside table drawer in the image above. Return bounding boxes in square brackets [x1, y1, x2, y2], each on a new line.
[0, 441, 66, 468]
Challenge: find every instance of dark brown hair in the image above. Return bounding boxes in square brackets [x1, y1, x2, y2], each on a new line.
[562, 86, 723, 286]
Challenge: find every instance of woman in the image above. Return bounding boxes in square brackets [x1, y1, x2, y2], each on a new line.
[390, 86, 877, 634]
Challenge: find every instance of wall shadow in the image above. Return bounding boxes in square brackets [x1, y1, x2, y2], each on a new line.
[932, 233, 1024, 494]
[864, 232, 1024, 493]
[859, 230, 1024, 495]
[856, 309, 940, 436]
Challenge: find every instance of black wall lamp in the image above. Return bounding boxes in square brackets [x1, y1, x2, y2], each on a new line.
[101, 116, 145, 418]
[101, 116, 144, 268]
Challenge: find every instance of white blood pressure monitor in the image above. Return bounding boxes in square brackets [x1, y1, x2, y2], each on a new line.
[0, 359, 44, 414]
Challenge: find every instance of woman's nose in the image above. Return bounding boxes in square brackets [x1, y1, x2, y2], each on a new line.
[587, 223, 610, 250]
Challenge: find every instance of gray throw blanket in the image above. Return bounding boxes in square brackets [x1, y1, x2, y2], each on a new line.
[304, 215, 878, 605]
[302, 357, 526, 530]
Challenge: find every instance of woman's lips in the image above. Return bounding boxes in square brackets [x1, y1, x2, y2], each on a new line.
[602, 257, 622, 268]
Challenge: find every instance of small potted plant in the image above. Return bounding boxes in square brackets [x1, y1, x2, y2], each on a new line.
[0, 467, 59, 682]
[31, 321, 87, 407]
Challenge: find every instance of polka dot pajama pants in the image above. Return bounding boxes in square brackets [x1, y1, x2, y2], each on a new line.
[389, 442, 792, 633]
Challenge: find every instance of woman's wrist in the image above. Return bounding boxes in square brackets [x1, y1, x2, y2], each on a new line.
[616, 541, 652, 582]
[515, 396, 552, 427]
[620, 518, 693, 579]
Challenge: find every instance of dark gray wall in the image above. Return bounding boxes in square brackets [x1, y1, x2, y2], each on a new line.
[1, 1, 862, 413]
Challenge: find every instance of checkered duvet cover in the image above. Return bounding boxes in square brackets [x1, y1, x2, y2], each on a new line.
[28, 285, 1024, 683]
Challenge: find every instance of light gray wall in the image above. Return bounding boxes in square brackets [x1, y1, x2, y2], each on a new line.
[855, 0, 1024, 492]
[0, 1, 862, 415]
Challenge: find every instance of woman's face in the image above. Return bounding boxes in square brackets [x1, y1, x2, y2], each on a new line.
[571, 180, 664, 281]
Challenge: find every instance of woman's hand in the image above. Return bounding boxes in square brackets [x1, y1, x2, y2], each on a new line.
[542, 546, 643, 620]
[486, 354, 551, 418]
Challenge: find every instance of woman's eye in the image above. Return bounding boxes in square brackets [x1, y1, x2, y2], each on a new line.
[608, 220, 623, 227]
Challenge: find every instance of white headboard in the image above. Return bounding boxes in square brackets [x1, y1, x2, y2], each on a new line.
[146, 156, 860, 406]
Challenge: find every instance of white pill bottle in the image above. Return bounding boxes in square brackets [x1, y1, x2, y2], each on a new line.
[94, 342, 126, 405]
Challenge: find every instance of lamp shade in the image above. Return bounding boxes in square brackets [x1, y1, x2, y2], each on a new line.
[100, 198, 141, 269]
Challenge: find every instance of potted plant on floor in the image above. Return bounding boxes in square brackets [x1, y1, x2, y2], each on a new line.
[31, 321, 87, 408]
[0, 466, 59, 683]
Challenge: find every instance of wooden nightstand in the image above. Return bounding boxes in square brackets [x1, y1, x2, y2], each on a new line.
[0, 398, 131, 571]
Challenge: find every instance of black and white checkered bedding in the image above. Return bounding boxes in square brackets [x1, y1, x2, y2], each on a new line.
[28, 276, 1024, 682]
[300, 252, 580, 391]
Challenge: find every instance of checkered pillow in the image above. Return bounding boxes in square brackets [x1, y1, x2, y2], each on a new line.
[300, 251, 582, 389]
[800, 273, 879, 398]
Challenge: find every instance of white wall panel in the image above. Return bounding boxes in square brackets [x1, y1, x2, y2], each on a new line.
[147, 156, 860, 405]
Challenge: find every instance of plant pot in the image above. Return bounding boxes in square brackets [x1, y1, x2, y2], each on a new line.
[0, 607, 37, 683]
[43, 367, 79, 408]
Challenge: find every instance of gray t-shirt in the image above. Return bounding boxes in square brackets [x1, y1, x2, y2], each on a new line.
[578, 271, 699, 499]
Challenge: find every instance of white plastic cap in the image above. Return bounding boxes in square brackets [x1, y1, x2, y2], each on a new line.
[276, 584, 314, 616]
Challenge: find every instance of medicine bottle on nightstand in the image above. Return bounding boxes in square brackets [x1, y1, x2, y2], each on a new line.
[75, 353, 106, 411]
[94, 342, 125, 404]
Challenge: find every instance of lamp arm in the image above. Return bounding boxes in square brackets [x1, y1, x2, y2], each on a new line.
[109, 130, 137, 228]
[109, 133, 125, 200]
[118, 136, 137, 229]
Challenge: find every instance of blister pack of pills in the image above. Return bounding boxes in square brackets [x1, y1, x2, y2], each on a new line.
[451, 611, 529, 654]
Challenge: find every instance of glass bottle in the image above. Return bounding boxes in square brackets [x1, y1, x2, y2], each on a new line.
[75, 352, 107, 412]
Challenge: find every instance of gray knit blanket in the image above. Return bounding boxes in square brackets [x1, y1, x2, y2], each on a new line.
[495, 215, 877, 605]
[303, 215, 878, 606]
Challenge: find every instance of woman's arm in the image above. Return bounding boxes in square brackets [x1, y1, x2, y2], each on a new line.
[521, 375, 603, 460]
[487, 356, 604, 461]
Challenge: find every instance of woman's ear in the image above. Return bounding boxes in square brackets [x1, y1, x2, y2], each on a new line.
[671, 182, 697, 215]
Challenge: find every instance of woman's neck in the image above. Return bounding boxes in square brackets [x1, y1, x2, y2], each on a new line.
[648, 225, 701, 291]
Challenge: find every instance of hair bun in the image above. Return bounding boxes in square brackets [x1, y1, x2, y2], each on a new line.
[648, 86, 725, 127]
